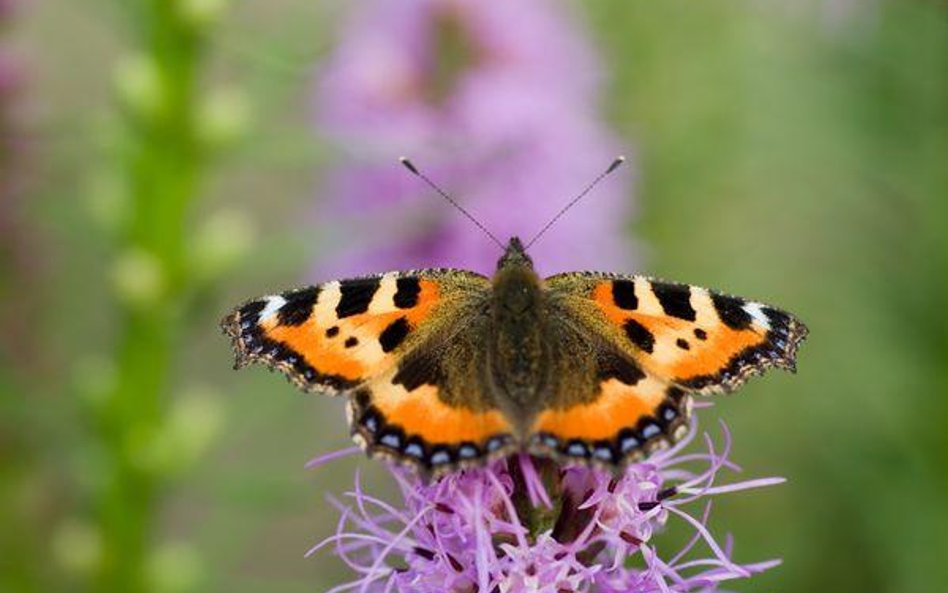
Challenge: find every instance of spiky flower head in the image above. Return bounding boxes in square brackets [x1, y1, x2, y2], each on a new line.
[308, 423, 782, 593]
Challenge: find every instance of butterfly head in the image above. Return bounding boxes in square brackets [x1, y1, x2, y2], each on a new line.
[497, 236, 534, 271]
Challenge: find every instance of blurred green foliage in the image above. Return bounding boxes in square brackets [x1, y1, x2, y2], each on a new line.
[1, 1, 946, 593]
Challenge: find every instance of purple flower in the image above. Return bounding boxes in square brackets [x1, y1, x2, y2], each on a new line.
[313, 0, 635, 277]
[307, 422, 783, 593]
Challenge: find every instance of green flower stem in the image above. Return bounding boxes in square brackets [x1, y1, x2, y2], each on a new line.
[95, 2, 213, 592]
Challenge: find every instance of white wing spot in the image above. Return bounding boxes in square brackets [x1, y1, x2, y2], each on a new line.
[258, 296, 287, 322]
[370, 273, 399, 314]
[742, 302, 772, 330]
[689, 288, 718, 326]
[634, 277, 665, 316]
[315, 281, 342, 326]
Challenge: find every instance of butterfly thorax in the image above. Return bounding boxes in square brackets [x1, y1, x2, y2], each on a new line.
[488, 238, 550, 431]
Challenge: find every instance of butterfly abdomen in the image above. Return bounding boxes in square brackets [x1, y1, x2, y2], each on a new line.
[488, 262, 549, 426]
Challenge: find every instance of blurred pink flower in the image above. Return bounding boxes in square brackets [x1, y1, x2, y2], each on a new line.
[308, 423, 782, 592]
[314, 0, 635, 277]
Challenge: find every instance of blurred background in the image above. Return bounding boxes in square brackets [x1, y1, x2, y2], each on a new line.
[1, 1, 946, 592]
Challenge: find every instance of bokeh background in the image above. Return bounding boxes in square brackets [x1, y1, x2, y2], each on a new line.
[2, 1, 946, 592]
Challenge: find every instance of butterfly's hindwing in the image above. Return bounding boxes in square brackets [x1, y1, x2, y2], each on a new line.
[347, 299, 517, 476]
[526, 305, 692, 468]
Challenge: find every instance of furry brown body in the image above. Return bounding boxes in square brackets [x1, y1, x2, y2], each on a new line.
[488, 237, 550, 433]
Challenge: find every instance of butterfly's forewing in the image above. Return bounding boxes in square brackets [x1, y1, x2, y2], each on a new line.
[224, 272, 449, 392]
[546, 273, 808, 395]
[222, 269, 515, 475]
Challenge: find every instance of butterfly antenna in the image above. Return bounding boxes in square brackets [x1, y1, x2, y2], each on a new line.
[525, 156, 626, 250]
[399, 157, 505, 250]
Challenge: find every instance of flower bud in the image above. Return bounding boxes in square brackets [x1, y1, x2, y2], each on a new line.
[147, 542, 202, 593]
[73, 356, 117, 411]
[114, 54, 164, 119]
[129, 386, 224, 477]
[191, 209, 257, 280]
[52, 519, 102, 575]
[85, 172, 130, 235]
[177, 0, 230, 30]
[197, 87, 250, 149]
[190, 208, 256, 281]
[112, 248, 166, 308]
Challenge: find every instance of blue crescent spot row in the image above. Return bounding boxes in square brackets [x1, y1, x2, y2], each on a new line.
[530, 386, 688, 465]
[351, 388, 514, 470]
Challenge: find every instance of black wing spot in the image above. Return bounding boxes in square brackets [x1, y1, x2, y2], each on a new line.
[597, 351, 646, 385]
[430, 448, 453, 466]
[344, 336, 359, 348]
[565, 440, 590, 458]
[676, 338, 690, 350]
[358, 406, 382, 434]
[658, 404, 679, 425]
[666, 386, 686, 404]
[392, 349, 441, 391]
[238, 300, 267, 325]
[653, 283, 696, 321]
[336, 278, 381, 319]
[393, 277, 422, 309]
[592, 442, 615, 463]
[326, 326, 340, 338]
[611, 280, 638, 310]
[353, 388, 372, 409]
[379, 427, 405, 451]
[763, 307, 793, 337]
[277, 287, 320, 326]
[694, 328, 707, 340]
[379, 317, 411, 353]
[403, 438, 426, 459]
[711, 293, 753, 330]
[486, 435, 512, 452]
[618, 428, 641, 454]
[457, 443, 481, 459]
[639, 421, 662, 440]
[624, 319, 655, 354]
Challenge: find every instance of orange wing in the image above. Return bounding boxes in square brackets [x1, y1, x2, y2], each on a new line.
[346, 305, 518, 477]
[222, 270, 486, 392]
[514, 301, 691, 468]
[545, 273, 808, 395]
[222, 269, 515, 475]
[349, 369, 516, 477]
[527, 272, 807, 470]
[528, 366, 691, 467]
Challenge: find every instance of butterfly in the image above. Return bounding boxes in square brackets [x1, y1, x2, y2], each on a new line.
[221, 235, 808, 477]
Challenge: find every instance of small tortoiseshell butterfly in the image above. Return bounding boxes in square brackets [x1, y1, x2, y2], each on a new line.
[222, 160, 807, 477]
